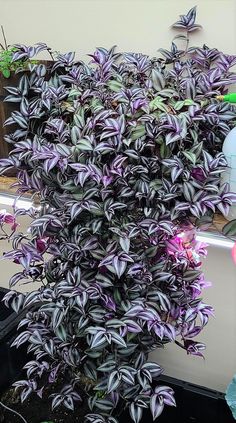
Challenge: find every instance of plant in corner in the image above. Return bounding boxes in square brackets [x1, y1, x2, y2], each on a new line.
[1, 6, 236, 423]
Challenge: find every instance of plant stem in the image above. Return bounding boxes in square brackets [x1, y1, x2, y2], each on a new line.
[46, 47, 55, 62]
[0, 226, 10, 238]
[185, 30, 190, 55]
[0, 400, 28, 423]
[1, 25, 8, 50]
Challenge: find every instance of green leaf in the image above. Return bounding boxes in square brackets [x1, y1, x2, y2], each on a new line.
[108, 79, 123, 92]
[91, 97, 103, 113]
[77, 138, 93, 151]
[150, 179, 163, 191]
[2, 68, 11, 78]
[222, 220, 236, 237]
[190, 141, 203, 158]
[183, 99, 195, 106]
[114, 288, 122, 303]
[174, 101, 185, 111]
[174, 99, 195, 110]
[146, 246, 158, 258]
[55, 324, 67, 342]
[183, 151, 196, 165]
[160, 142, 171, 159]
[68, 88, 81, 98]
[158, 88, 177, 98]
[149, 96, 169, 112]
[130, 125, 146, 140]
[73, 109, 85, 127]
[189, 129, 198, 143]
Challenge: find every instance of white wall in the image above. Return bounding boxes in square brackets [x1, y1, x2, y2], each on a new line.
[150, 245, 236, 392]
[1, 0, 236, 61]
[1, 0, 236, 393]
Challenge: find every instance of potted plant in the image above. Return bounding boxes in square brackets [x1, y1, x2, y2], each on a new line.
[0, 6, 236, 423]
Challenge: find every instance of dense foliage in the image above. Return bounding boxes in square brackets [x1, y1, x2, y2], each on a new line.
[1, 6, 236, 423]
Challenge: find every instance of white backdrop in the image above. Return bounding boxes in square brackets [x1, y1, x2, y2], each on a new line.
[1, 0, 236, 61]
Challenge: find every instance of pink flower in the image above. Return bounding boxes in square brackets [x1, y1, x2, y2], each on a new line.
[0, 209, 18, 231]
[232, 242, 236, 265]
[166, 228, 208, 267]
[0, 209, 15, 224]
[36, 238, 48, 253]
[166, 236, 184, 255]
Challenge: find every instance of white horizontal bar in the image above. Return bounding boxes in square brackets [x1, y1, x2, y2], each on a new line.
[0, 194, 33, 210]
[196, 233, 234, 249]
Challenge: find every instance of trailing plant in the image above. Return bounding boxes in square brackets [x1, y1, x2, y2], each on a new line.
[1, 6, 236, 423]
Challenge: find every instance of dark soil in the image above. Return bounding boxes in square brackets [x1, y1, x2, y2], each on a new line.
[0, 382, 90, 423]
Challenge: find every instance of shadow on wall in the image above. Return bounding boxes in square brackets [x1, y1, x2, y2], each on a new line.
[150, 244, 236, 392]
[0, 207, 40, 293]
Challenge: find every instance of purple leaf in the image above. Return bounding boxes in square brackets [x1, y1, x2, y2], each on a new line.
[150, 394, 164, 420]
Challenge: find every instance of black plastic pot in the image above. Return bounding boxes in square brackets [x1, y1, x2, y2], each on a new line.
[0, 287, 29, 393]
[121, 375, 234, 423]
